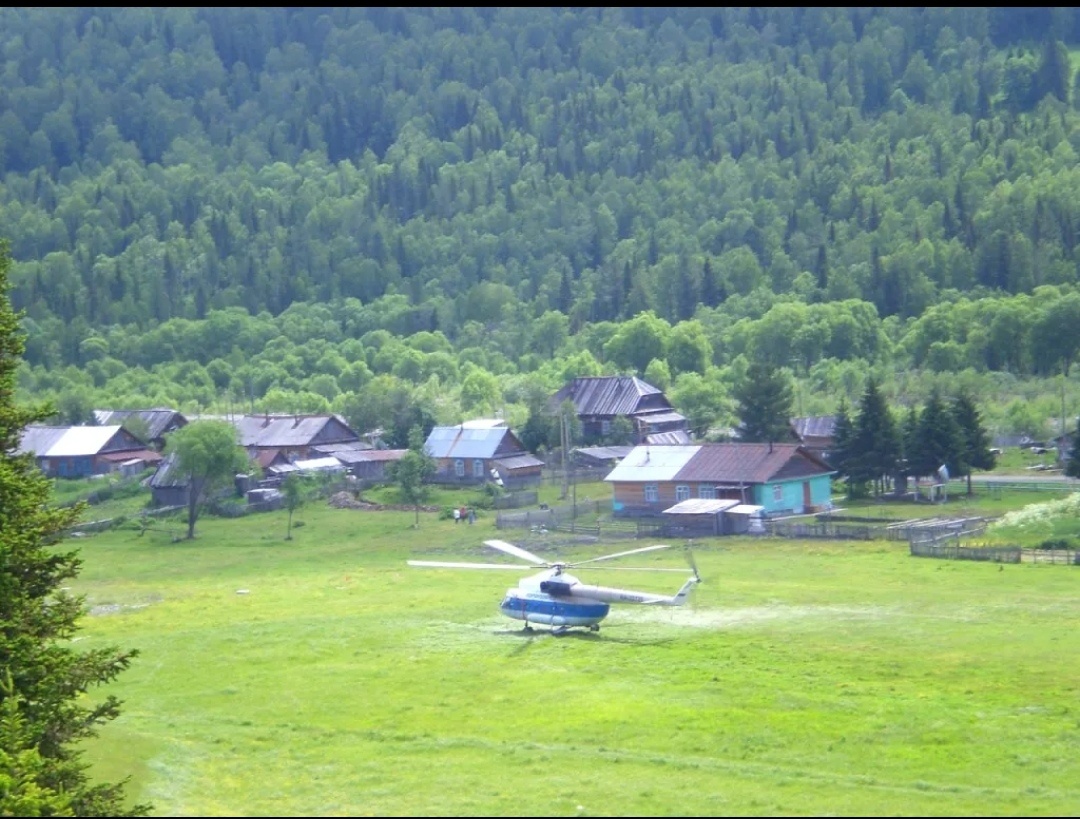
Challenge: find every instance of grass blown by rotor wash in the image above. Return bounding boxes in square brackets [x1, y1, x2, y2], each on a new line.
[73, 501, 1080, 816]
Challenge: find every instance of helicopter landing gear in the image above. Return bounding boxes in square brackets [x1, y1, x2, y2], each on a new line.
[552, 625, 569, 636]
[522, 623, 533, 632]
[588, 624, 600, 633]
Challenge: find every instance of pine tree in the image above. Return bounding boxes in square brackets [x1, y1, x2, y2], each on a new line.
[0, 241, 149, 816]
[951, 390, 997, 495]
[733, 360, 794, 450]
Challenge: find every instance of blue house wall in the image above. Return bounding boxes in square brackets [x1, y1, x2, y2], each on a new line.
[752, 474, 833, 515]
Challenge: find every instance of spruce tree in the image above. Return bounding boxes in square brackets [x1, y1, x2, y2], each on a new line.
[910, 387, 963, 491]
[829, 398, 859, 498]
[850, 377, 901, 496]
[1064, 417, 1080, 479]
[733, 360, 794, 450]
[951, 390, 997, 495]
[0, 241, 148, 815]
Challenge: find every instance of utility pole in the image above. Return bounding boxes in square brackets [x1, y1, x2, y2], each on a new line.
[560, 408, 569, 500]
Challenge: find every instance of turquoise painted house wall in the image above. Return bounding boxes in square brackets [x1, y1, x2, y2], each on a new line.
[752, 473, 833, 515]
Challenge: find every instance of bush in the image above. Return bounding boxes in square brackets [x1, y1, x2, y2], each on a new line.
[1037, 538, 1073, 550]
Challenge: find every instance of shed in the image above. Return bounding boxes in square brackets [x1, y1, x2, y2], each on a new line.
[725, 504, 766, 534]
[661, 498, 739, 536]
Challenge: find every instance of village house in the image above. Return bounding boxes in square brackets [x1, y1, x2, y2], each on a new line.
[18, 424, 158, 478]
[92, 408, 188, 449]
[424, 419, 544, 488]
[549, 375, 691, 445]
[789, 415, 837, 463]
[229, 413, 361, 464]
[604, 442, 835, 520]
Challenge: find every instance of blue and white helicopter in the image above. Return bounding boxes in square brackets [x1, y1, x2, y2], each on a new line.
[408, 539, 701, 635]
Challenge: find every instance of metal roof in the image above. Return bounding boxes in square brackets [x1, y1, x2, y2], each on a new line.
[292, 457, 345, 472]
[550, 376, 668, 417]
[17, 426, 68, 457]
[231, 414, 357, 448]
[332, 449, 407, 464]
[92, 408, 187, 441]
[677, 443, 832, 484]
[603, 445, 700, 483]
[45, 426, 126, 457]
[662, 498, 739, 515]
[790, 415, 837, 440]
[636, 410, 688, 426]
[493, 453, 545, 470]
[574, 445, 633, 462]
[458, 418, 508, 429]
[149, 452, 185, 488]
[643, 430, 693, 445]
[606, 443, 833, 485]
[424, 425, 512, 459]
[727, 504, 764, 515]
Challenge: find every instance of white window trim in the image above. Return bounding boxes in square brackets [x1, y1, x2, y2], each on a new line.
[698, 484, 716, 499]
[676, 484, 690, 501]
[644, 483, 658, 503]
[773, 484, 783, 502]
[455, 459, 465, 477]
[473, 459, 485, 477]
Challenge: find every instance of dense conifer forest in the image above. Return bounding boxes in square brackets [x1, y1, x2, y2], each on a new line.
[5, 7, 1080, 443]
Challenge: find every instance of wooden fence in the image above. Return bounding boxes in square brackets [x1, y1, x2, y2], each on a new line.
[909, 540, 1080, 565]
[765, 520, 878, 540]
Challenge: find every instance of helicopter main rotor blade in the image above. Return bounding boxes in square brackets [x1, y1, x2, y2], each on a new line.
[483, 539, 550, 566]
[570, 543, 673, 567]
[582, 565, 696, 573]
[407, 560, 534, 570]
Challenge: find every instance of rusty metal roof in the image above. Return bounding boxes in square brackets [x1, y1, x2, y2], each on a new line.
[607, 443, 833, 485]
[676, 443, 833, 484]
[550, 376, 668, 417]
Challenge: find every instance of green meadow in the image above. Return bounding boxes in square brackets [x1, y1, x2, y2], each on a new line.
[73, 500, 1080, 817]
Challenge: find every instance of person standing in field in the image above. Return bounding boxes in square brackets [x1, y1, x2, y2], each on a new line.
[453, 507, 460, 524]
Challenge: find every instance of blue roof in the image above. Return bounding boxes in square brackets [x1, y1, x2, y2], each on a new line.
[425, 425, 509, 459]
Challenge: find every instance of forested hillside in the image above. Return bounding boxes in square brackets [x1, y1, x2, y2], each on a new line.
[5, 7, 1080, 442]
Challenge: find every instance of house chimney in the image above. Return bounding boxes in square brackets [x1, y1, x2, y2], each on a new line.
[293, 415, 300, 428]
[262, 413, 270, 428]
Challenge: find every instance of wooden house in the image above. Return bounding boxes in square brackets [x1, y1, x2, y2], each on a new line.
[18, 424, 157, 478]
[92, 408, 188, 449]
[604, 442, 835, 519]
[549, 375, 690, 445]
[424, 419, 544, 488]
[789, 415, 837, 462]
[230, 413, 360, 463]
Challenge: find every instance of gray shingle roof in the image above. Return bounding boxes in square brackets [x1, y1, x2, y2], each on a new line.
[790, 415, 837, 440]
[231, 414, 357, 448]
[550, 376, 668, 417]
[93, 409, 187, 441]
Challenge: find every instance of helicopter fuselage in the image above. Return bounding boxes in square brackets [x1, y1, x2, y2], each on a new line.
[499, 571, 611, 629]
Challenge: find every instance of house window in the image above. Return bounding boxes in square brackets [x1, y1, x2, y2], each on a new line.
[473, 459, 485, 478]
[644, 484, 658, 503]
[455, 459, 465, 477]
[676, 484, 690, 501]
[698, 484, 716, 499]
[772, 484, 783, 503]
[601, 419, 612, 435]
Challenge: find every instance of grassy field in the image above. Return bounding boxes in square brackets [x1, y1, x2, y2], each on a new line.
[69, 496, 1080, 817]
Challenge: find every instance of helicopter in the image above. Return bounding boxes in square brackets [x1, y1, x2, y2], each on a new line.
[407, 539, 701, 635]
